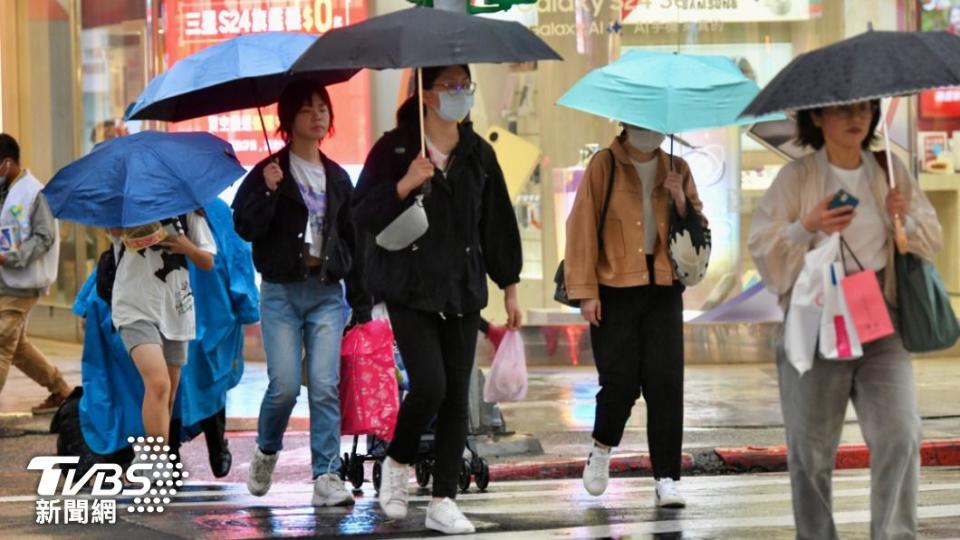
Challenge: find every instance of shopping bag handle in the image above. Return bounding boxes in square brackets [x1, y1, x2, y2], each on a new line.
[839, 236, 865, 272]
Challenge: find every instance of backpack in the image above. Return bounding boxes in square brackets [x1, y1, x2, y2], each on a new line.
[95, 214, 191, 305]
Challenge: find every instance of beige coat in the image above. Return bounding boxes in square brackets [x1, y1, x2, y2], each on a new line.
[748, 149, 942, 310]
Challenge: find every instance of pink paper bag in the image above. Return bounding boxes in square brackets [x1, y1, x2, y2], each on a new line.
[339, 320, 400, 441]
[841, 270, 894, 344]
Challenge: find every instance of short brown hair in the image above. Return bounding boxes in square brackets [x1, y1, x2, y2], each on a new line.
[795, 99, 881, 150]
[277, 80, 334, 143]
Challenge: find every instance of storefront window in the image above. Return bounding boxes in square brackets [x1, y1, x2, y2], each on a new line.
[12, 1, 80, 309]
[472, 0, 910, 322]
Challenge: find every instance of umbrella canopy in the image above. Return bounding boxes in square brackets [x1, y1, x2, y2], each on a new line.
[742, 30, 960, 116]
[44, 131, 246, 228]
[291, 7, 561, 71]
[558, 50, 781, 134]
[126, 32, 357, 122]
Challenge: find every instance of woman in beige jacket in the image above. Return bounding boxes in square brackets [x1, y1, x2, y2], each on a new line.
[565, 126, 703, 507]
[749, 100, 941, 540]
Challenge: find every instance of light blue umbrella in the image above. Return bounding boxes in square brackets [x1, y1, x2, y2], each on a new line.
[125, 32, 358, 154]
[557, 50, 782, 135]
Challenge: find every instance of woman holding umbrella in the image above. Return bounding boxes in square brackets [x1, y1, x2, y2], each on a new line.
[232, 80, 371, 507]
[564, 124, 703, 508]
[351, 64, 522, 535]
[749, 100, 941, 539]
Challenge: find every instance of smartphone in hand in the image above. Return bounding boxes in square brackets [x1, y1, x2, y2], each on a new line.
[828, 189, 859, 210]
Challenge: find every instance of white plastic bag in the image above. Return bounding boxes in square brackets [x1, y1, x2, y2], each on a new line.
[784, 233, 839, 375]
[819, 261, 863, 361]
[483, 330, 528, 402]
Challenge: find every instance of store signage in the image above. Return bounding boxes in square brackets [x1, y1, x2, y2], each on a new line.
[622, 0, 818, 24]
[164, 0, 370, 167]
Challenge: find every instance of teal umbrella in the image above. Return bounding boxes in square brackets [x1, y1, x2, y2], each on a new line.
[557, 50, 782, 135]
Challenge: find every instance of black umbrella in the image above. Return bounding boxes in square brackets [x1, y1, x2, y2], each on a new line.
[291, 7, 561, 153]
[742, 29, 960, 116]
[741, 28, 960, 253]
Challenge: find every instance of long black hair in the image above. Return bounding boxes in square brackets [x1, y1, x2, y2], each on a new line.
[395, 64, 472, 131]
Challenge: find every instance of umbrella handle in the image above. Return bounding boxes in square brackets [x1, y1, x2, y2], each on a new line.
[882, 118, 907, 254]
[257, 106, 274, 158]
[418, 67, 426, 157]
[669, 134, 674, 171]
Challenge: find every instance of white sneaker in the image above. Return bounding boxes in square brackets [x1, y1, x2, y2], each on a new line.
[378, 457, 410, 519]
[655, 478, 686, 508]
[425, 497, 475, 535]
[312, 472, 355, 507]
[247, 447, 279, 497]
[582, 446, 611, 496]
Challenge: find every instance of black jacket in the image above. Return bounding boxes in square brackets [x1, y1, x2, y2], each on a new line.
[351, 123, 522, 314]
[232, 146, 371, 320]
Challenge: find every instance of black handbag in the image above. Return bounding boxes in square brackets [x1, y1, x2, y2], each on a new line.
[554, 149, 616, 307]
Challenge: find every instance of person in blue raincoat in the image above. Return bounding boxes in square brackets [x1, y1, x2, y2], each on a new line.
[60, 198, 258, 475]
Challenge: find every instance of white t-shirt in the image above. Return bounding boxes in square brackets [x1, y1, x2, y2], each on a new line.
[111, 212, 217, 341]
[425, 137, 451, 172]
[289, 152, 327, 258]
[632, 157, 659, 253]
[826, 163, 887, 272]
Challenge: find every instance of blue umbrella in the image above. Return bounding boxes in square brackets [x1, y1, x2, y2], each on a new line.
[126, 32, 356, 123]
[44, 131, 246, 228]
[557, 50, 782, 134]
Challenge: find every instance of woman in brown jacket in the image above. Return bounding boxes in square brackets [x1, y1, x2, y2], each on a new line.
[565, 125, 703, 507]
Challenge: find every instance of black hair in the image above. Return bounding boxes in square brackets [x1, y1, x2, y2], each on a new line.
[795, 99, 881, 150]
[277, 80, 335, 143]
[0, 133, 20, 163]
[395, 64, 472, 130]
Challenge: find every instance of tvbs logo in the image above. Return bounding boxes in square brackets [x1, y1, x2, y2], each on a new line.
[28, 436, 188, 521]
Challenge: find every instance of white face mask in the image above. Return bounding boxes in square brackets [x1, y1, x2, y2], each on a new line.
[626, 127, 666, 152]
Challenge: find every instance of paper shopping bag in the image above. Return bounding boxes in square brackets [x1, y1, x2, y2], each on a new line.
[841, 269, 894, 344]
[819, 262, 863, 360]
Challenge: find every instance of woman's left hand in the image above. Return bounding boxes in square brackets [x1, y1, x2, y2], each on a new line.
[886, 187, 907, 220]
[504, 284, 522, 330]
[664, 171, 686, 216]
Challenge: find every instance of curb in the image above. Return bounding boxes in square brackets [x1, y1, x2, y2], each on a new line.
[491, 453, 695, 482]
[488, 439, 960, 481]
[715, 439, 960, 473]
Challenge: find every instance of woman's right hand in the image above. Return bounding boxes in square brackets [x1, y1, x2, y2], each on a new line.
[580, 298, 602, 327]
[264, 160, 283, 191]
[397, 156, 435, 200]
[801, 194, 856, 234]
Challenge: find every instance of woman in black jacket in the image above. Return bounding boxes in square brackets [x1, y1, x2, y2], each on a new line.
[231, 80, 370, 507]
[352, 65, 522, 535]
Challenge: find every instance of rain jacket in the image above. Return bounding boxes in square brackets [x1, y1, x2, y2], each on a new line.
[72, 199, 258, 454]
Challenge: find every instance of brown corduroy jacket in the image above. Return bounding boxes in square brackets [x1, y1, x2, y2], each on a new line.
[564, 136, 703, 301]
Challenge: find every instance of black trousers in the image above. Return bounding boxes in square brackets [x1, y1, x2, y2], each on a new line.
[386, 304, 480, 498]
[591, 281, 684, 480]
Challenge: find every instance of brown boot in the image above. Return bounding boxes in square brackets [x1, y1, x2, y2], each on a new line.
[31, 390, 70, 415]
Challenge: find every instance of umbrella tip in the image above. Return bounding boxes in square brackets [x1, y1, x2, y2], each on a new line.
[867, 22, 874, 31]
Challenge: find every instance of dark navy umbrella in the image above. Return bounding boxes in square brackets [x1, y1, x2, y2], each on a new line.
[740, 28, 960, 253]
[291, 7, 561, 71]
[291, 7, 561, 154]
[741, 29, 960, 116]
[44, 131, 246, 228]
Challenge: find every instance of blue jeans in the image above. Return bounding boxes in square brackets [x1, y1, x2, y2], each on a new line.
[257, 279, 346, 478]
